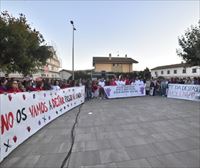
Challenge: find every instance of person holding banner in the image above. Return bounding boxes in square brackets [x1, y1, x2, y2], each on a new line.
[7, 80, 22, 93]
[98, 78, 105, 99]
[0, 78, 8, 94]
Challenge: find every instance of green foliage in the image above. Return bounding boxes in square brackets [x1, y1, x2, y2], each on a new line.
[0, 11, 53, 76]
[177, 21, 200, 66]
[142, 67, 151, 80]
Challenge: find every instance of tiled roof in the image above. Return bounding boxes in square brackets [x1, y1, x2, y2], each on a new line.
[93, 57, 138, 64]
[151, 63, 190, 70]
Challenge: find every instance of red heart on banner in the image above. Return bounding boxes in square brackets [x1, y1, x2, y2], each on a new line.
[27, 126, 31, 132]
[23, 94, 26, 100]
[8, 95, 12, 101]
[13, 136, 17, 143]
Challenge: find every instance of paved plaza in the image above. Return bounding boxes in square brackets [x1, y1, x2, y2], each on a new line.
[0, 96, 199, 168]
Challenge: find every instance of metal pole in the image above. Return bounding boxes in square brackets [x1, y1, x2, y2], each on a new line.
[72, 25, 74, 80]
[70, 20, 76, 80]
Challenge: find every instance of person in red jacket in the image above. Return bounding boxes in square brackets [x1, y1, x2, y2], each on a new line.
[7, 80, 22, 93]
[110, 78, 117, 86]
[34, 81, 44, 91]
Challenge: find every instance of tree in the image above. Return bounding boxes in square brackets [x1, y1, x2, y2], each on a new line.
[143, 67, 151, 79]
[0, 11, 53, 76]
[176, 21, 200, 66]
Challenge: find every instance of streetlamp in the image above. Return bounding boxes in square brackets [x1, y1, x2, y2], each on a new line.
[70, 20, 76, 80]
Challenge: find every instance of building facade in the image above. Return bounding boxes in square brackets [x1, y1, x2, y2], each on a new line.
[59, 69, 72, 80]
[93, 54, 138, 73]
[151, 63, 200, 78]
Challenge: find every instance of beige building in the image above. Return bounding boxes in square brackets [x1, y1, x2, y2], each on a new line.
[40, 47, 61, 79]
[93, 54, 138, 73]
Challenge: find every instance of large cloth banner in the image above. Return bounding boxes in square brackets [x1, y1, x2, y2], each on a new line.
[104, 84, 145, 99]
[0, 86, 85, 162]
[167, 84, 200, 101]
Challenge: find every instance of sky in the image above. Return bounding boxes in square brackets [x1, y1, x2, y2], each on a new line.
[1, 0, 199, 71]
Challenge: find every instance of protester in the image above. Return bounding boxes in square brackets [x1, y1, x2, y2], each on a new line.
[7, 80, 22, 93]
[51, 80, 60, 90]
[0, 78, 8, 93]
[92, 80, 98, 98]
[145, 79, 151, 95]
[98, 78, 105, 99]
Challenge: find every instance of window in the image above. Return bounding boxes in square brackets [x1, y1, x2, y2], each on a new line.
[174, 70, 177, 74]
[192, 68, 197, 73]
[155, 71, 158, 76]
[161, 71, 164, 74]
[182, 69, 186, 73]
[167, 70, 170, 74]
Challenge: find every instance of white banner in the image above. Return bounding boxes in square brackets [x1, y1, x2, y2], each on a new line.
[0, 86, 85, 162]
[104, 84, 145, 99]
[167, 84, 200, 101]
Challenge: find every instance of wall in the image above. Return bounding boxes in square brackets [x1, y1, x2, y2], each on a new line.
[95, 63, 133, 73]
[122, 64, 132, 72]
[95, 64, 112, 72]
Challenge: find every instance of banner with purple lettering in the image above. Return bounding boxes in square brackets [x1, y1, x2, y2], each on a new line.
[167, 84, 200, 101]
[104, 84, 145, 99]
[0, 86, 85, 162]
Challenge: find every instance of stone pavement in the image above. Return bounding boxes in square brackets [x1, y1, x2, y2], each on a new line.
[0, 96, 199, 168]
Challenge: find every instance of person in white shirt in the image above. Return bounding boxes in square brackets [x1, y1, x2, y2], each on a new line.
[134, 77, 140, 85]
[51, 80, 60, 91]
[98, 78, 105, 99]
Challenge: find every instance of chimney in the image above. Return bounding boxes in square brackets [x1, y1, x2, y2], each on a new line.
[125, 54, 127, 58]
[109, 53, 112, 60]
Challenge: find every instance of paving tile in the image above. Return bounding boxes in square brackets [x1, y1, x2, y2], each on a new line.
[34, 142, 65, 155]
[0, 157, 21, 167]
[170, 137, 200, 151]
[75, 133, 97, 142]
[173, 150, 200, 168]
[156, 153, 188, 168]
[34, 153, 66, 168]
[108, 138, 124, 149]
[146, 156, 166, 168]
[116, 158, 152, 168]
[152, 140, 182, 155]
[68, 150, 101, 167]
[84, 139, 111, 151]
[125, 144, 158, 160]
[118, 137, 136, 147]
[72, 141, 85, 152]
[81, 163, 117, 168]
[99, 148, 130, 164]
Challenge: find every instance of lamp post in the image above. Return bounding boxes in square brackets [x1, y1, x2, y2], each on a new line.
[70, 20, 76, 80]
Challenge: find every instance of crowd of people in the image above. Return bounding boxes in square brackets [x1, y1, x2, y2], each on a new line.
[0, 76, 199, 99]
[85, 76, 200, 100]
[0, 77, 74, 94]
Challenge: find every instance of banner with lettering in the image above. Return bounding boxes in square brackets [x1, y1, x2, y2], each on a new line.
[0, 86, 85, 162]
[104, 84, 145, 99]
[167, 84, 200, 101]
